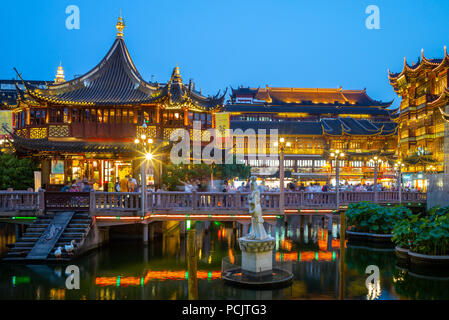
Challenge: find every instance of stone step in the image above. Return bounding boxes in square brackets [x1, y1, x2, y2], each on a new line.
[23, 231, 42, 236]
[10, 247, 32, 252]
[74, 213, 90, 218]
[60, 235, 83, 240]
[6, 251, 28, 256]
[70, 219, 91, 224]
[14, 242, 36, 247]
[20, 236, 40, 241]
[68, 224, 90, 228]
[55, 242, 79, 247]
[26, 226, 46, 231]
[65, 227, 88, 232]
[3, 257, 29, 261]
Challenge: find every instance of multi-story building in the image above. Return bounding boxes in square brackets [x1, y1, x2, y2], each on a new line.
[9, 16, 225, 190]
[227, 86, 399, 187]
[389, 47, 449, 190]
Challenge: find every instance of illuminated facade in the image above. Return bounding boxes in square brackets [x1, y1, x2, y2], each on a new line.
[11, 16, 225, 189]
[228, 87, 399, 186]
[389, 47, 449, 189]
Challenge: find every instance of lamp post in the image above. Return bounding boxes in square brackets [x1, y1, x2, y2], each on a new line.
[134, 122, 154, 217]
[330, 150, 345, 210]
[275, 138, 291, 221]
[368, 156, 383, 203]
[394, 161, 405, 204]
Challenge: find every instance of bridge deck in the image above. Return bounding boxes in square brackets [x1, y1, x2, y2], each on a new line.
[0, 190, 426, 222]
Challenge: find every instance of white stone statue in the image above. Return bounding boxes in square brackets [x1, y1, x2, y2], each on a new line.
[246, 176, 269, 240]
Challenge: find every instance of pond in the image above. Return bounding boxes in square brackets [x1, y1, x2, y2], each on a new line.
[0, 217, 448, 300]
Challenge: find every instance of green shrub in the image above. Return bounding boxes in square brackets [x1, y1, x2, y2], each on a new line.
[346, 201, 412, 234]
[0, 154, 37, 190]
[392, 206, 449, 255]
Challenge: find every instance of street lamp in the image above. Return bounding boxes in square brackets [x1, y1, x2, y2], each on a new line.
[274, 138, 291, 220]
[394, 160, 405, 204]
[134, 122, 154, 216]
[330, 150, 345, 210]
[369, 156, 383, 202]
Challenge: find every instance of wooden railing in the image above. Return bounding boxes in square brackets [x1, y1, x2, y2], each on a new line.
[143, 190, 426, 212]
[0, 190, 427, 215]
[0, 191, 39, 211]
[94, 192, 141, 211]
[44, 191, 90, 212]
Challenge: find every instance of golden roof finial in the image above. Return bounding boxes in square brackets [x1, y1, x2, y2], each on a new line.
[116, 9, 125, 37]
[54, 62, 65, 84]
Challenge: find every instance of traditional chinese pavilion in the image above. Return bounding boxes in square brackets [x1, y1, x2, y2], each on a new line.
[11, 16, 225, 189]
[389, 47, 449, 189]
[227, 86, 399, 186]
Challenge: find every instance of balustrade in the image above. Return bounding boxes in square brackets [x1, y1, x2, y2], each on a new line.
[0, 190, 427, 215]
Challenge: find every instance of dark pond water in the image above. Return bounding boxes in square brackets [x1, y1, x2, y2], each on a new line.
[0, 217, 448, 300]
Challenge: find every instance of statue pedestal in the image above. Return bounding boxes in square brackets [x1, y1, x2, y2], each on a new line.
[239, 237, 275, 277]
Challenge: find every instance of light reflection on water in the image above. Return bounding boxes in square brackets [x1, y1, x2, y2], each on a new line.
[0, 217, 448, 300]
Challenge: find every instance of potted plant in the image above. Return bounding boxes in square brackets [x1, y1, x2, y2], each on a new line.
[392, 206, 449, 267]
[345, 202, 412, 244]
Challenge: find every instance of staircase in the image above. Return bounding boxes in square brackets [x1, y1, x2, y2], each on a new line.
[3, 212, 93, 262]
[47, 212, 92, 262]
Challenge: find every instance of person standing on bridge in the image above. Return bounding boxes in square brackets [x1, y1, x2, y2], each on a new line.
[120, 175, 129, 192]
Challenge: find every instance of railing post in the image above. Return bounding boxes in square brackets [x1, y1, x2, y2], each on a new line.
[192, 190, 197, 210]
[148, 190, 153, 212]
[38, 189, 45, 215]
[7, 188, 14, 210]
[89, 190, 96, 215]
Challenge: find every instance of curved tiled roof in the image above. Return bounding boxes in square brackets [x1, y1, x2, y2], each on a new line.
[224, 103, 396, 117]
[11, 134, 134, 154]
[230, 86, 393, 108]
[389, 47, 449, 82]
[20, 37, 225, 110]
[230, 118, 397, 136]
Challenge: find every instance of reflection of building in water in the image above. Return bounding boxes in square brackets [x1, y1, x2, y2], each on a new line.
[162, 221, 180, 256]
[276, 251, 337, 262]
[0, 224, 15, 256]
[95, 270, 221, 287]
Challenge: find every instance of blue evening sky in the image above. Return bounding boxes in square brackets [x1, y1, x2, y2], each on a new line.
[1, 0, 448, 107]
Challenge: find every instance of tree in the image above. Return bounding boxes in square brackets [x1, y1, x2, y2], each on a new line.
[213, 155, 252, 181]
[0, 154, 37, 190]
[162, 163, 212, 191]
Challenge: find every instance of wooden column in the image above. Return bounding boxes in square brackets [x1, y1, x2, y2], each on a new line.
[41, 158, 50, 187]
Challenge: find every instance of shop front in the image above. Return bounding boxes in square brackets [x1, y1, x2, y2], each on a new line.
[402, 173, 428, 191]
[48, 155, 135, 191]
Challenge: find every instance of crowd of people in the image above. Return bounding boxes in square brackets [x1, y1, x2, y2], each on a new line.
[215, 180, 420, 193]
[60, 176, 421, 193]
[60, 178, 94, 192]
[60, 175, 141, 193]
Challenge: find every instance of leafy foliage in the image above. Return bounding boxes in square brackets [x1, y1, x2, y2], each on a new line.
[346, 201, 412, 234]
[162, 163, 212, 191]
[212, 155, 251, 181]
[392, 206, 449, 255]
[0, 154, 37, 190]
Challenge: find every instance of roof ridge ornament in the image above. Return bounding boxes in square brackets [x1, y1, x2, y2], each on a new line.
[116, 10, 125, 37]
[171, 65, 183, 84]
